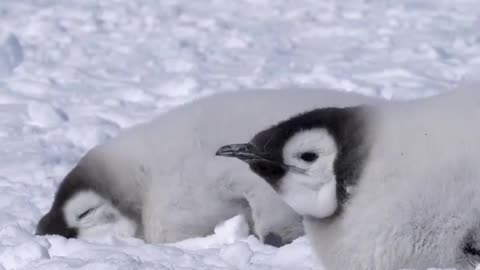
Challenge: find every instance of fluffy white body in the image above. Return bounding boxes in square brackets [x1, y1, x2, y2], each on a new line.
[307, 89, 480, 269]
[218, 88, 480, 269]
[37, 89, 380, 245]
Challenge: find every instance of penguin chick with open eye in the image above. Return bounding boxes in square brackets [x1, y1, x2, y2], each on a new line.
[217, 88, 480, 269]
[36, 88, 379, 247]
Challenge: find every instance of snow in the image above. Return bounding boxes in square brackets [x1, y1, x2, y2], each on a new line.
[0, 0, 479, 269]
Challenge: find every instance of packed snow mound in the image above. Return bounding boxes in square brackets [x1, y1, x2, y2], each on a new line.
[0, 215, 317, 270]
[1, 0, 480, 269]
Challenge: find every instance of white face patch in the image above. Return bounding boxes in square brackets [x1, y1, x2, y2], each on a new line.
[63, 190, 137, 240]
[280, 175, 338, 218]
[279, 128, 339, 218]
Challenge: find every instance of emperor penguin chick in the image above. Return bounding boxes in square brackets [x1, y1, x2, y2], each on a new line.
[217, 88, 480, 268]
[36, 89, 378, 246]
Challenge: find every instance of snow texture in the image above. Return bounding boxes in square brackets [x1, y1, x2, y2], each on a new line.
[0, 0, 480, 269]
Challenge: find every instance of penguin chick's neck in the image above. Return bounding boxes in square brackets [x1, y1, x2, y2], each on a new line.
[327, 106, 373, 211]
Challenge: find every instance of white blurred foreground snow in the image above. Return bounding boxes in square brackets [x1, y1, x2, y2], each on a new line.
[1, 0, 480, 269]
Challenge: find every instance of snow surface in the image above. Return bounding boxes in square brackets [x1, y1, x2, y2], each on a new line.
[1, 0, 480, 269]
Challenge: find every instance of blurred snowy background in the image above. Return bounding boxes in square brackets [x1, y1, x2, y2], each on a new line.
[1, 0, 480, 269]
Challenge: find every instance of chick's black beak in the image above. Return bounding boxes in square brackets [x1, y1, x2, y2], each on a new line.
[216, 143, 271, 163]
[217, 143, 289, 186]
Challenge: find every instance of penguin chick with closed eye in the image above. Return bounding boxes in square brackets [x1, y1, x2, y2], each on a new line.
[217, 88, 480, 269]
[36, 89, 379, 247]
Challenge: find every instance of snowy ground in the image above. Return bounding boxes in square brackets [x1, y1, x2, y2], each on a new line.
[1, 0, 480, 269]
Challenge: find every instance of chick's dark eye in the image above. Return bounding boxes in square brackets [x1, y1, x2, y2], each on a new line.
[78, 208, 95, 220]
[299, 152, 318, 162]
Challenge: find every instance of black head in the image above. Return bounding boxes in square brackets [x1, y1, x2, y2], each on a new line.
[36, 165, 92, 238]
[36, 164, 138, 239]
[216, 106, 371, 218]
